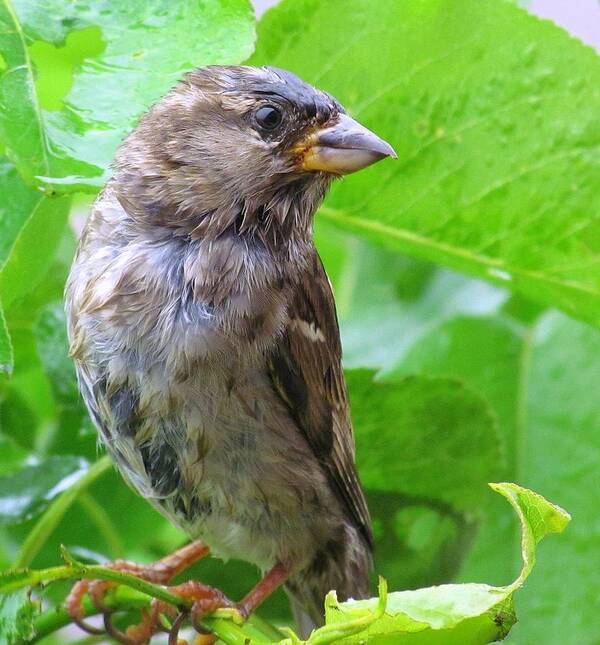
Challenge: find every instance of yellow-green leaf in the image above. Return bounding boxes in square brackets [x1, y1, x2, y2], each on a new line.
[308, 483, 569, 644]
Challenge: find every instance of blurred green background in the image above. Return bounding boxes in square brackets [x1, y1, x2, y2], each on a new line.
[1, 0, 599, 643]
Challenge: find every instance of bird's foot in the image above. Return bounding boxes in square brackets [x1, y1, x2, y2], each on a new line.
[66, 541, 209, 644]
[169, 580, 241, 633]
[146, 562, 290, 644]
[67, 550, 289, 644]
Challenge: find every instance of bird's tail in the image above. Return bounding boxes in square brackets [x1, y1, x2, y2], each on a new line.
[284, 526, 371, 638]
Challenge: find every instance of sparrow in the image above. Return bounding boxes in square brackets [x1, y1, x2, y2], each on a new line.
[65, 65, 395, 642]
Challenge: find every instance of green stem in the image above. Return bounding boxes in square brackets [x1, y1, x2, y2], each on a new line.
[15, 456, 112, 568]
[28, 585, 261, 645]
[28, 585, 150, 643]
[3, 562, 187, 605]
[6, 558, 285, 644]
[77, 491, 125, 558]
[249, 614, 287, 641]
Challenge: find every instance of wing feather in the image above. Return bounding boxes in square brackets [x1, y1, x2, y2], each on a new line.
[268, 251, 373, 548]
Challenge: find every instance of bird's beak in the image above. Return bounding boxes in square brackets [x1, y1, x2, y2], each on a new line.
[294, 113, 397, 175]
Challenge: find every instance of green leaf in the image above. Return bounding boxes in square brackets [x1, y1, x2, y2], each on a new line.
[0, 196, 70, 312]
[390, 316, 524, 587]
[252, 0, 600, 325]
[0, 588, 39, 643]
[14, 455, 111, 568]
[33, 303, 79, 408]
[0, 159, 40, 269]
[0, 157, 71, 319]
[0, 0, 256, 191]
[0, 456, 88, 526]
[0, 326, 58, 452]
[31, 302, 95, 456]
[0, 433, 27, 474]
[311, 483, 569, 644]
[391, 316, 523, 479]
[315, 222, 507, 371]
[501, 312, 600, 643]
[389, 310, 600, 641]
[0, 2, 48, 186]
[348, 370, 500, 592]
[349, 371, 501, 510]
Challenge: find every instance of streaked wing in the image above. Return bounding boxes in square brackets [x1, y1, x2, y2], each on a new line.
[268, 251, 373, 548]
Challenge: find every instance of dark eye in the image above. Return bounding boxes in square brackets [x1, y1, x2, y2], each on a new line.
[255, 105, 283, 130]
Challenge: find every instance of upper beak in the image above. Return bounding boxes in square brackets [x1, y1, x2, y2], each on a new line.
[295, 113, 397, 175]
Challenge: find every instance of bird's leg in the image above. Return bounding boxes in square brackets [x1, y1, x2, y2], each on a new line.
[168, 561, 290, 639]
[238, 562, 290, 617]
[67, 540, 210, 644]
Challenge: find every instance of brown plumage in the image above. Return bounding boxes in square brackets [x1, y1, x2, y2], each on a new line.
[65, 65, 395, 639]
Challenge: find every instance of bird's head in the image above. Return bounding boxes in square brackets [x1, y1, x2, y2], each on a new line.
[114, 65, 396, 243]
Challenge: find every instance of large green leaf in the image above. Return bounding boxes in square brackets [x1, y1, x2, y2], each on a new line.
[32, 302, 95, 456]
[503, 313, 600, 643]
[0, 456, 88, 526]
[346, 370, 500, 592]
[251, 0, 600, 325]
[393, 316, 523, 483]
[350, 371, 500, 510]
[0, 197, 70, 312]
[0, 326, 57, 452]
[0, 158, 71, 312]
[33, 303, 78, 410]
[0, 434, 27, 474]
[0, 0, 256, 190]
[0, 159, 40, 269]
[0, 157, 70, 387]
[390, 311, 600, 642]
[315, 221, 508, 371]
[0, 222, 79, 454]
[306, 483, 569, 644]
[391, 316, 524, 588]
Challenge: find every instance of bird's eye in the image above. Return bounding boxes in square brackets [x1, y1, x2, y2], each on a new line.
[255, 105, 283, 130]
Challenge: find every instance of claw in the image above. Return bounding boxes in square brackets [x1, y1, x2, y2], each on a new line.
[169, 580, 234, 633]
[66, 579, 106, 635]
[73, 616, 106, 636]
[66, 546, 288, 644]
[67, 541, 210, 644]
[168, 611, 189, 645]
[104, 612, 137, 645]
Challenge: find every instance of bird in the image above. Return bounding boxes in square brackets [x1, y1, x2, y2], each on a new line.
[65, 64, 396, 643]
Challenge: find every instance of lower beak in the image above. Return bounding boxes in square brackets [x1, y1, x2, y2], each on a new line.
[295, 113, 397, 174]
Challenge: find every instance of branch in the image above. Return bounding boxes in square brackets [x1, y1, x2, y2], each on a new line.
[4, 552, 285, 645]
[28, 586, 270, 645]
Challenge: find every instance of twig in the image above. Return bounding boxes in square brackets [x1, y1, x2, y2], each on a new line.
[5, 554, 284, 644]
